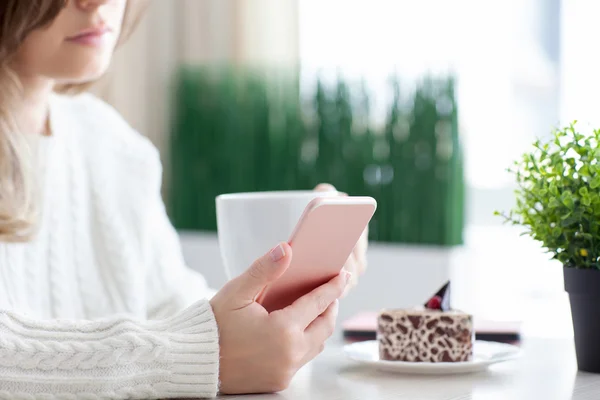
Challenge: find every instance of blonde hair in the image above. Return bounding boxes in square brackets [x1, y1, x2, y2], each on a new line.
[0, 0, 146, 242]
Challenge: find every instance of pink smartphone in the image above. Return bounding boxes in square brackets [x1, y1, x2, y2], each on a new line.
[256, 196, 377, 312]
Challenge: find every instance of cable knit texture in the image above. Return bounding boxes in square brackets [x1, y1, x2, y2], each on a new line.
[0, 93, 219, 399]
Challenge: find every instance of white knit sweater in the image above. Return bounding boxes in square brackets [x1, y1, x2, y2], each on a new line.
[0, 93, 219, 399]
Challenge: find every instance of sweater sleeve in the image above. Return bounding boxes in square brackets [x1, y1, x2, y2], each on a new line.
[0, 300, 219, 399]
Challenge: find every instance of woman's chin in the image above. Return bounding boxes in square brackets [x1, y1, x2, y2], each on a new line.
[55, 65, 111, 86]
[50, 52, 113, 84]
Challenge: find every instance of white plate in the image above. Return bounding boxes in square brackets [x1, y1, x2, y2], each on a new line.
[344, 340, 521, 375]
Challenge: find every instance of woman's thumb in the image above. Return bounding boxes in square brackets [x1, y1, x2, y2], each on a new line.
[234, 243, 292, 303]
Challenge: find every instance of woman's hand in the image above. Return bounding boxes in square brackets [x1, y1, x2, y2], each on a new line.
[210, 243, 350, 394]
[314, 183, 369, 294]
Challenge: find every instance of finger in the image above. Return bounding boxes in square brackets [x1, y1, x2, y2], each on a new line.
[340, 261, 357, 298]
[284, 270, 350, 328]
[353, 246, 367, 276]
[314, 183, 337, 192]
[301, 300, 339, 364]
[354, 229, 369, 274]
[305, 299, 339, 342]
[344, 251, 363, 281]
[357, 226, 368, 252]
[231, 243, 292, 306]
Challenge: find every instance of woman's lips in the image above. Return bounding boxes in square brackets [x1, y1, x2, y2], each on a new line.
[66, 27, 111, 47]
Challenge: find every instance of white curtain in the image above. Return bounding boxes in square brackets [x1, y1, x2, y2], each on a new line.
[93, 0, 299, 175]
[560, 0, 600, 128]
[299, 0, 559, 194]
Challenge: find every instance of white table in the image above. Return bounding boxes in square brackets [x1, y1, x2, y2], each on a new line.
[219, 337, 600, 399]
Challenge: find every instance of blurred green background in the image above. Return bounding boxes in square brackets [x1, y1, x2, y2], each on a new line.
[168, 66, 464, 246]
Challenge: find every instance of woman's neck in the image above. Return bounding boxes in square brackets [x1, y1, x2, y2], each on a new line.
[16, 75, 54, 136]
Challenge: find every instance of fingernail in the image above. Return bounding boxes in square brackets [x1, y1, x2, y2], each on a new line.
[343, 270, 352, 284]
[332, 299, 340, 310]
[269, 244, 286, 262]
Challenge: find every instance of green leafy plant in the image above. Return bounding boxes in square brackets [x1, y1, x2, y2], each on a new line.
[169, 66, 465, 245]
[497, 122, 600, 269]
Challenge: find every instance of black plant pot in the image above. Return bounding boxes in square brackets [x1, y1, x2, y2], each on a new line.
[564, 266, 600, 373]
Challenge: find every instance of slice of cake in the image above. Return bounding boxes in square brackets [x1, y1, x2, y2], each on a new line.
[377, 282, 474, 362]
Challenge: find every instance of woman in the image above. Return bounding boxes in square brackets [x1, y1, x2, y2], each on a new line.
[0, 0, 368, 398]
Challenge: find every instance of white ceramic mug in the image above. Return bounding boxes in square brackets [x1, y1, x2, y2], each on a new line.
[216, 190, 339, 279]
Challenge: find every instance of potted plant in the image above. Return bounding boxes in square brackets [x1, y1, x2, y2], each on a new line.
[497, 122, 600, 372]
